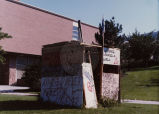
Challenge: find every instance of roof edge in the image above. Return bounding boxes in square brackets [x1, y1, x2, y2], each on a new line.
[6, 0, 98, 29]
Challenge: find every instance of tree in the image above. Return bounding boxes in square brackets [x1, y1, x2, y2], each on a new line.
[152, 31, 159, 62]
[127, 30, 156, 66]
[95, 17, 125, 48]
[0, 27, 12, 63]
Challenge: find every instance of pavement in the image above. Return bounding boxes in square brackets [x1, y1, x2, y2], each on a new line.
[0, 85, 29, 92]
[122, 99, 159, 105]
[0, 85, 38, 96]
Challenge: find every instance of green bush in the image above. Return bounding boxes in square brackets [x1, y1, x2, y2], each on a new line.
[22, 64, 41, 91]
[99, 97, 118, 107]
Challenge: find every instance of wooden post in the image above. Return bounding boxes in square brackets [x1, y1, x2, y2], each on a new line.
[82, 47, 87, 106]
[100, 30, 104, 98]
[118, 66, 121, 103]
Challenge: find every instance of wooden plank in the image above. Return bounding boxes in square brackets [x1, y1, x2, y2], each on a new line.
[82, 63, 98, 108]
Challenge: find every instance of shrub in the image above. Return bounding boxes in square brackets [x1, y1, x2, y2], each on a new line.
[22, 64, 41, 91]
[99, 97, 118, 107]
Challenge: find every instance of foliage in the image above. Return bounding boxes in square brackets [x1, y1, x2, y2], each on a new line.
[22, 64, 41, 91]
[125, 31, 158, 68]
[95, 17, 125, 48]
[120, 31, 159, 70]
[0, 27, 12, 63]
[153, 32, 159, 62]
[99, 97, 118, 107]
[129, 31, 155, 63]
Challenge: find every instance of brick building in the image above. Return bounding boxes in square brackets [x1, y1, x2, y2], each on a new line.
[0, 0, 98, 85]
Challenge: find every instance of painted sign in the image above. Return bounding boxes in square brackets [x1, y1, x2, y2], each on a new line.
[72, 22, 79, 41]
[41, 76, 83, 107]
[82, 63, 98, 108]
[103, 48, 120, 65]
[102, 73, 119, 100]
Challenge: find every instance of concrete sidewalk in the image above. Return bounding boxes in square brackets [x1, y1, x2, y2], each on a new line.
[0, 85, 38, 96]
[122, 99, 159, 105]
[0, 85, 29, 92]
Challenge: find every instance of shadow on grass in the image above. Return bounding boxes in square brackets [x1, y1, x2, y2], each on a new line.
[0, 100, 77, 111]
[128, 66, 159, 72]
[149, 78, 159, 87]
[137, 78, 159, 87]
[13, 89, 40, 93]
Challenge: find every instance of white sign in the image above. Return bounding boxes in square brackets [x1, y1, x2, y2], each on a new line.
[82, 63, 98, 108]
[103, 48, 120, 65]
[41, 76, 83, 107]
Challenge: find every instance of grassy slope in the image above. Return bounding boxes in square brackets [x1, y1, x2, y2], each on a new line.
[0, 94, 158, 114]
[121, 66, 159, 101]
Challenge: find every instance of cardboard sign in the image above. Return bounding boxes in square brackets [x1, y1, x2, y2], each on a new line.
[103, 48, 120, 65]
[82, 63, 97, 108]
[41, 76, 83, 107]
[102, 73, 119, 100]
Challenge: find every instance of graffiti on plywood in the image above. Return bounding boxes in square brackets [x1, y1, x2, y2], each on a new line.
[102, 73, 119, 100]
[41, 76, 83, 107]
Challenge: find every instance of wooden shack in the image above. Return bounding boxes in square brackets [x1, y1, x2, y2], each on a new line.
[41, 41, 120, 108]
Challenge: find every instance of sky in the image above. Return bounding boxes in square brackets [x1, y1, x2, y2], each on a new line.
[20, 0, 158, 35]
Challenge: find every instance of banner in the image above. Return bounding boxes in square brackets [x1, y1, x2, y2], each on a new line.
[103, 48, 120, 65]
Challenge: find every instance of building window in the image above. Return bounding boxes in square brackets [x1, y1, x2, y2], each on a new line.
[16, 56, 28, 79]
[16, 56, 40, 80]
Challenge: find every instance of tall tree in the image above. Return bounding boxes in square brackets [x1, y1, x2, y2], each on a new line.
[153, 31, 159, 62]
[127, 31, 156, 65]
[0, 27, 12, 63]
[95, 17, 125, 48]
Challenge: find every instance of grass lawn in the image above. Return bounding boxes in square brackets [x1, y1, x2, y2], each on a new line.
[121, 66, 159, 101]
[0, 94, 158, 114]
[0, 66, 158, 113]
